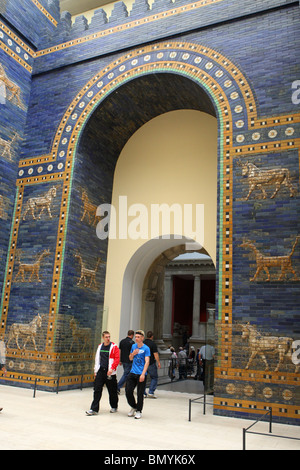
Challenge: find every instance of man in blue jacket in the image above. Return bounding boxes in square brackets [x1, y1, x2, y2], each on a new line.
[125, 330, 150, 419]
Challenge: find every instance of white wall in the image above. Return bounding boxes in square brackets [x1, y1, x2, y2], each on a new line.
[102, 109, 218, 341]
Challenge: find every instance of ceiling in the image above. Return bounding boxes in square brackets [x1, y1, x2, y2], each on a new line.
[60, 0, 111, 16]
[79, 73, 216, 168]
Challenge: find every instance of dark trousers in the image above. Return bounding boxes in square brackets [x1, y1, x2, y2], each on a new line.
[117, 362, 132, 391]
[202, 359, 214, 391]
[90, 368, 118, 412]
[125, 373, 146, 412]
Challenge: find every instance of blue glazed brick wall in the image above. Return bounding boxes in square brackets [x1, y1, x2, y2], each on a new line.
[2, 0, 59, 47]
[0, 0, 299, 423]
[0, 20, 32, 310]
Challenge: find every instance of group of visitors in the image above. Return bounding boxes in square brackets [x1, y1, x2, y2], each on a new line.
[0, 330, 215, 417]
[86, 329, 161, 420]
[168, 341, 215, 392]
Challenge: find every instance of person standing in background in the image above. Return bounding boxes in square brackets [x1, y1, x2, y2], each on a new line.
[178, 347, 187, 380]
[144, 331, 161, 398]
[200, 341, 215, 393]
[117, 330, 134, 394]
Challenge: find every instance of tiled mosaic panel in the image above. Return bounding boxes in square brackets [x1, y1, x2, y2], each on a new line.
[0, 46, 31, 306]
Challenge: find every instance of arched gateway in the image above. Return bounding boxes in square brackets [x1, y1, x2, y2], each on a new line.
[2, 40, 299, 422]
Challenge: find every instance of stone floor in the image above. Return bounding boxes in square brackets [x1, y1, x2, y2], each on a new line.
[0, 381, 299, 451]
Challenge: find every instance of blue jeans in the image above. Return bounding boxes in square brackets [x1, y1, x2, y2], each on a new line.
[147, 363, 158, 394]
[117, 362, 132, 391]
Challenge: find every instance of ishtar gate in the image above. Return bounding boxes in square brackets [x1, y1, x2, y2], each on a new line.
[0, 0, 299, 425]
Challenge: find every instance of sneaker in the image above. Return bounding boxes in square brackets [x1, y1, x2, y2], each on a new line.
[110, 408, 118, 413]
[85, 410, 97, 416]
[128, 408, 136, 417]
[148, 393, 157, 398]
[135, 411, 142, 419]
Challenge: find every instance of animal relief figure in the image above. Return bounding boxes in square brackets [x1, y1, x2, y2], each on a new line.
[241, 323, 297, 372]
[0, 63, 23, 108]
[14, 249, 50, 283]
[0, 194, 4, 219]
[74, 252, 102, 289]
[240, 237, 300, 281]
[23, 186, 57, 221]
[80, 188, 100, 226]
[69, 318, 91, 352]
[0, 132, 23, 161]
[7, 314, 44, 351]
[237, 159, 296, 200]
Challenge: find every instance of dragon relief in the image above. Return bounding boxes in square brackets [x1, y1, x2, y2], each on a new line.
[74, 251, 102, 289]
[69, 317, 91, 352]
[0, 132, 23, 161]
[240, 323, 299, 373]
[0, 63, 24, 108]
[80, 188, 101, 226]
[14, 249, 50, 283]
[240, 236, 300, 281]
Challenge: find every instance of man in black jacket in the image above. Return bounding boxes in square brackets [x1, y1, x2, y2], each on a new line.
[117, 330, 134, 393]
[144, 331, 161, 398]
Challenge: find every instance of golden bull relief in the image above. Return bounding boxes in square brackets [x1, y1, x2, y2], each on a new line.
[22, 186, 57, 221]
[241, 323, 298, 373]
[237, 160, 296, 200]
[240, 236, 300, 281]
[7, 314, 45, 351]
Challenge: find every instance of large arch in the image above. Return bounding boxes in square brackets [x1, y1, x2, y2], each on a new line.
[6, 40, 256, 387]
[51, 40, 255, 344]
[105, 109, 217, 340]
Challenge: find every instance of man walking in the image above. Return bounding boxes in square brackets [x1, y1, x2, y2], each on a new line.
[86, 331, 120, 415]
[144, 331, 161, 398]
[117, 330, 134, 393]
[125, 330, 150, 419]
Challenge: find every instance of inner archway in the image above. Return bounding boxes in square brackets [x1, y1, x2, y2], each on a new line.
[104, 109, 217, 340]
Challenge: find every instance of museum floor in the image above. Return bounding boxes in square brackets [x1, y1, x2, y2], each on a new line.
[0, 380, 299, 451]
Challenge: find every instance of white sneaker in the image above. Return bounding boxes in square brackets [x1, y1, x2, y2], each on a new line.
[128, 408, 136, 417]
[110, 408, 118, 413]
[85, 410, 97, 416]
[135, 411, 142, 419]
[148, 393, 157, 398]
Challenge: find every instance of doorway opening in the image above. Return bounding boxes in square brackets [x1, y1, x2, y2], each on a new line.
[142, 247, 216, 353]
